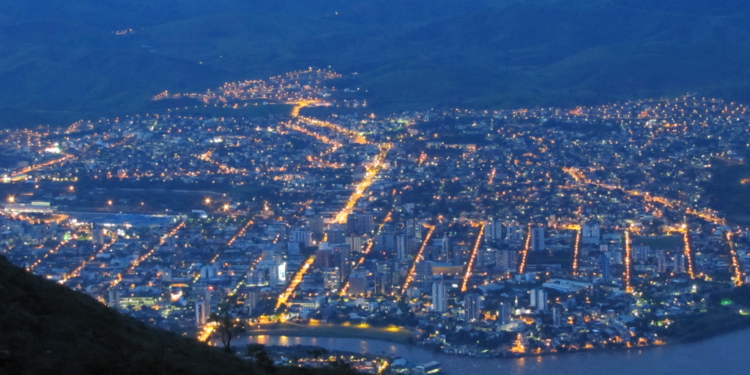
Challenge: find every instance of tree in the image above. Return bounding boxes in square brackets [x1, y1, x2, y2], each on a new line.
[246, 344, 276, 373]
[210, 302, 244, 353]
[306, 348, 328, 367]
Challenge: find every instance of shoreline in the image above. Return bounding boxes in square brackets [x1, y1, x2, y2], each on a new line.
[239, 320, 750, 361]
[246, 323, 413, 345]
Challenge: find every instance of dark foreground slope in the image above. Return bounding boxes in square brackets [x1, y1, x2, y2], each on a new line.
[0, 256, 346, 375]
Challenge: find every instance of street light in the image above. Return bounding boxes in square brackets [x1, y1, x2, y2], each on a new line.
[205, 198, 211, 205]
[8, 195, 15, 203]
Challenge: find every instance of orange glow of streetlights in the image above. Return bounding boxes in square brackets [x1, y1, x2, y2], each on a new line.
[107, 200, 113, 206]
[7, 195, 15, 203]
[205, 198, 211, 205]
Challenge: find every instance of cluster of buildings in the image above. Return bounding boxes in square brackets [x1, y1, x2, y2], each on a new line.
[2, 79, 750, 361]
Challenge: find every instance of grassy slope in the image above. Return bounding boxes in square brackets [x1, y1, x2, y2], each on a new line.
[0, 256, 347, 375]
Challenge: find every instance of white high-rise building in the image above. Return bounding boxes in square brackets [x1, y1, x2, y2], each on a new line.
[530, 288, 548, 311]
[323, 268, 341, 291]
[196, 300, 210, 326]
[464, 294, 483, 321]
[495, 250, 518, 272]
[582, 222, 601, 244]
[200, 265, 218, 280]
[432, 282, 447, 313]
[345, 235, 365, 253]
[485, 221, 505, 241]
[92, 224, 105, 246]
[499, 301, 511, 324]
[108, 289, 121, 309]
[506, 223, 524, 241]
[396, 234, 407, 260]
[531, 227, 545, 251]
[433, 236, 450, 260]
[552, 305, 563, 327]
[291, 230, 313, 247]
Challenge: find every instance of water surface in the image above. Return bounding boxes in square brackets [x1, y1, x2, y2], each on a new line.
[236, 329, 750, 374]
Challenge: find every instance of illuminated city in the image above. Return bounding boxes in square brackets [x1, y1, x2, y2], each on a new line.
[3, 73, 750, 366]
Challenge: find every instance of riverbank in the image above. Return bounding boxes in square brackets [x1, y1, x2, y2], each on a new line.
[245, 312, 750, 361]
[236, 328, 750, 375]
[249, 323, 413, 344]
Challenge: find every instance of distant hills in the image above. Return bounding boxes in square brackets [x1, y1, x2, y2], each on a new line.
[3, 0, 750, 126]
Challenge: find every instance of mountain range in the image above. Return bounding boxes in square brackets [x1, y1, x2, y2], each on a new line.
[3, 0, 750, 126]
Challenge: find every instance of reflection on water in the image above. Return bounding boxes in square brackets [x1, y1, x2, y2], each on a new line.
[235, 328, 750, 375]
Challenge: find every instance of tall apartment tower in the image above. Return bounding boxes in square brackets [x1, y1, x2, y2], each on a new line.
[432, 282, 447, 313]
[464, 293, 482, 322]
[531, 226, 545, 251]
[195, 300, 210, 327]
[530, 288, 548, 311]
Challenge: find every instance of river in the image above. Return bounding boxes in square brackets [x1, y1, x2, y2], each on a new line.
[234, 328, 750, 374]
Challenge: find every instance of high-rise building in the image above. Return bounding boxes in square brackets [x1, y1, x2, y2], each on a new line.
[484, 221, 505, 242]
[377, 262, 396, 291]
[346, 213, 358, 234]
[657, 251, 668, 273]
[478, 248, 496, 268]
[195, 300, 210, 327]
[499, 301, 511, 324]
[495, 250, 517, 272]
[531, 226, 545, 251]
[315, 249, 333, 268]
[246, 290, 259, 314]
[327, 225, 346, 244]
[415, 261, 434, 286]
[292, 230, 313, 247]
[348, 270, 368, 295]
[358, 213, 374, 234]
[92, 224, 105, 246]
[337, 255, 351, 283]
[332, 243, 352, 260]
[310, 215, 327, 235]
[407, 219, 422, 239]
[287, 241, 301, 256]
[433, 236, 450, 260]
[609, 250, 623, 265]
[108, 289, 121, 309]
[432, 282, 447, 313]
[530, 288, 548, 311]
[375, 234, 395, 251]
[465, 294, 482, 322]
[552, 305, 563, 327]
[374, 273, 388, 295]
[345, 235, 365, 253]
[205, 289, 213, 308]
[161, 268, 172, 282]
[600, 255, 610, 280]
[323, 268, 341, 291]
[582, 222, 601, 244]
[200, 265, 218, 280]
[506, 223, 525, 241]
[255, 260, 286, 286]
[673, 253, 686, 273]
[633, 245, 651, 262]
[396, 234, 407, 260]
